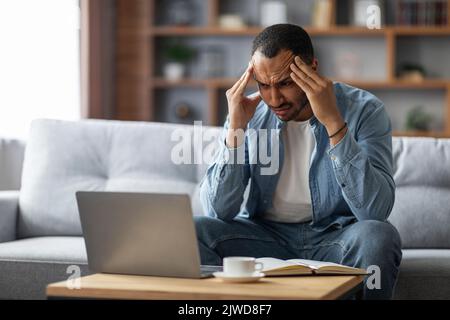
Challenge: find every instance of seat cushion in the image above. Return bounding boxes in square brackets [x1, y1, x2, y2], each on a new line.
[0, 236, 90, 299]
[394, 249, 450, 300]
[2, 239, 450, 299]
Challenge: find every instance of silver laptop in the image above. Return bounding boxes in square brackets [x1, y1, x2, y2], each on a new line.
[76, 191, 222, 278]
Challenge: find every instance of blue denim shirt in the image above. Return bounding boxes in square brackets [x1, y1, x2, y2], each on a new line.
[200, 82, 395, 232]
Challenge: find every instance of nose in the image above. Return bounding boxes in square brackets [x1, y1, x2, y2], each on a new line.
[268, 87, 284, 108]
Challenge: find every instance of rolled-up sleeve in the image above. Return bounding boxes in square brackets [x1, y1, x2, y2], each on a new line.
[199, 120, 251, 221]
[327, 104, 395, 221]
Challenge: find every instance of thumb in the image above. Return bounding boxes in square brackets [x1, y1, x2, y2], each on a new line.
[247, 91, 262, 107]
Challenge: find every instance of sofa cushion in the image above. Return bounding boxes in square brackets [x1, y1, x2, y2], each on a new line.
[0, 236, 87, 263]
[19, 120, 450, 245]
[389, 137, 450, 248]
[0, 236, 90, 299]
[18, 119, 221, 238]
[394, 249, 450, 299]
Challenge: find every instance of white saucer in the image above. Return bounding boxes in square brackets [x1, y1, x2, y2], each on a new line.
[213, 272, 265, 283]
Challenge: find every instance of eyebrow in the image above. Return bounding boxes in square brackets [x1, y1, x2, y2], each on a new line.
[253, 75, 292, 86]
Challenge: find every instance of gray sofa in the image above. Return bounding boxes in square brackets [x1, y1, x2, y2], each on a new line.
[0, 119, 449, 299]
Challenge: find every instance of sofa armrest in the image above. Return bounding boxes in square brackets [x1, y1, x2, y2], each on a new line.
[0, 191, 19, 243]
[0, 138, 25, 190]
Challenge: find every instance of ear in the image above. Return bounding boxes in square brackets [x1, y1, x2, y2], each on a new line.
[311, 58, 318, 71]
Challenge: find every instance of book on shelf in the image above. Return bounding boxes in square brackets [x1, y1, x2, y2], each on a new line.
[256, 257, 368, 276]
[396, 0, 448, 26]
[311, 0, 333, 28]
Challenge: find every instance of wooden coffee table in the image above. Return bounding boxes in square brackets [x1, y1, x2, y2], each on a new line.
[47, 273, 364, 300]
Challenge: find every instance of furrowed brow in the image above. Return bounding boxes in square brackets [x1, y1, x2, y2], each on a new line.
[253, 74, 266, 86]
[253, 74, 292, 86]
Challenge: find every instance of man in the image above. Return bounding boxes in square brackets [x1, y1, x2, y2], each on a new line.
[196, 24, 402, 299]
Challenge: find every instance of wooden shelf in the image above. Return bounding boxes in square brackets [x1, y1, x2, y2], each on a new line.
[348, 80, 450, 89]
[387, 80, 450, 88]
[147, 26, 450, 37]
[149, 26, 263, 36]
[393, 131, 450, 138]
[115, 0, 450, 137]
[149, 26, 386, 36]
[150, 77, 449, 89]
[391, 26, 450, 35]
[147, 26, 386, 37]
[151, 77, 255, 88]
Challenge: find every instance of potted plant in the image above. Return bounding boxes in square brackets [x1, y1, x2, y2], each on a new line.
[398, 63, 426, 82]
[405, 106, 432, 132]
[163, 40, 195, 80]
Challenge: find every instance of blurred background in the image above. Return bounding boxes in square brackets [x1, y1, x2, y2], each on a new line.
[1, 0, 449, 139]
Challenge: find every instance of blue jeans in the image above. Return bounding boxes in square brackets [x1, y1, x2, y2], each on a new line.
[194, 216, 402, 300]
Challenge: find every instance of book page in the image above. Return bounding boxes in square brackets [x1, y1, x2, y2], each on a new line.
[256, 257, 310, 271]
[255, 257, 366, 275]
[286, 258, 348, 270]
[287, 259, 365, 273]
[256, 257, 365, 274]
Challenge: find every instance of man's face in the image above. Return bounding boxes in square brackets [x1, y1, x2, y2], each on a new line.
[251, 49, 313, 122]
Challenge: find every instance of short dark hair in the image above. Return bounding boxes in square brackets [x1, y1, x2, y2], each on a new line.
[251, 24, 314, 64]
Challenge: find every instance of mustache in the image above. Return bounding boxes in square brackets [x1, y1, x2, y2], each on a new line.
[270, 103, 292, 110]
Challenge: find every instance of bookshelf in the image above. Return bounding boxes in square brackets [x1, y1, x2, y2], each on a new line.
[115, 0, 450, 137]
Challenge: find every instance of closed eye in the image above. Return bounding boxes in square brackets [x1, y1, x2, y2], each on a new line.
[279, 80, 294, 87]
[257, 82, 269, 89]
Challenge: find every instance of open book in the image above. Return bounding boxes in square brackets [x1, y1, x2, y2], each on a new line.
[256, 257, 367, 276]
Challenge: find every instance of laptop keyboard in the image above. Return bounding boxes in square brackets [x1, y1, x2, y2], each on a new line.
[200, 265, 223, 277]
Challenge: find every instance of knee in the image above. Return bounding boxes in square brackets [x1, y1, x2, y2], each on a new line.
[349, 220, 402, 261]
[194, 215, 226, 241]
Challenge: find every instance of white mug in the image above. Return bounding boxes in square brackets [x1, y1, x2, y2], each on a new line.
[223, 257, 264, 276]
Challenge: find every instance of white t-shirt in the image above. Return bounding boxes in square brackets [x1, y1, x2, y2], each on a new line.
[263, 119, 315, 223]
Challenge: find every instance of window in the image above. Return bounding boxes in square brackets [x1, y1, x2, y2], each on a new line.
[0, 0, 80, 139]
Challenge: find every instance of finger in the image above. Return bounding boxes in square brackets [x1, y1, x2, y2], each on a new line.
[242, 92, 262, 111]
[247, 91, 261, 99]
[247, 91, 262, 104]
[294, 56, 326, 86]
[234, 66, 252, 95]
[229, 69, 248, 92]
[290, 63, 320, 90]
[290, 71, 313, 95]
[230, 63, 252, 93]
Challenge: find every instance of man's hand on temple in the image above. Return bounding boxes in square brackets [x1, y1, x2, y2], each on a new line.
[225, 62, 262, 148]
[290, 56, 347, 145]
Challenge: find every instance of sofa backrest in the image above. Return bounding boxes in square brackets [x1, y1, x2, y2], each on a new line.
[18, 119, 450, 248]
[0, 138, 25, 190]
[18, 119, 222, 238]
[389, 137, 450, 249]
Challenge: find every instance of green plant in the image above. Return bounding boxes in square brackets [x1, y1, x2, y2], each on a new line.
[398, 63, 426, 77]
[405, 106, 432, 131]
[164, 41, 195, 63]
